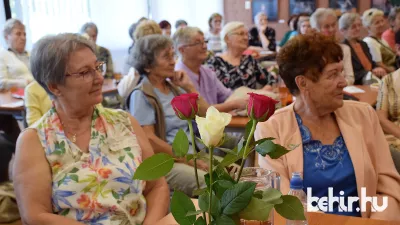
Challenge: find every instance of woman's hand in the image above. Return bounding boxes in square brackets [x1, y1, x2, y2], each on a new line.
[233, 98, 249, 110]
[372, 67, 387, 78]
[171, 70, 195, 92]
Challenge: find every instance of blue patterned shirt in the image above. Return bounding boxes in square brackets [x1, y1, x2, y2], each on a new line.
[295, 113, 361, 217]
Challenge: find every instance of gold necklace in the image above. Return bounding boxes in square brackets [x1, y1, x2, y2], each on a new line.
[60, 121, 91, 143]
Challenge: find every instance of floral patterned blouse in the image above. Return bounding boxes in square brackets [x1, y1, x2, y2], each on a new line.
[30, 104, 146, 225]
[206, 55, 276, 90]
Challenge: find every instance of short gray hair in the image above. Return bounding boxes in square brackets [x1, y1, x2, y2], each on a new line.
[362, 8, 384, 27]
[254, 12, 267, 25]
[172, 26, 204, 57]
[338, 13, 360, 30]
[3, 18, 25, 39]
[130, 34, 173, 75]
[310, 8, 336, 31]
[220, 21, 245, 50]
[30, 33, 95, 97]
[80, 22, 98, 35]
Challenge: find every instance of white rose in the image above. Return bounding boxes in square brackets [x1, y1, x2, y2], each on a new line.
[195, 106, 232, 148]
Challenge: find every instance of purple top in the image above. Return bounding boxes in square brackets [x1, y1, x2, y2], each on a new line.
[175, 61, 232, 105]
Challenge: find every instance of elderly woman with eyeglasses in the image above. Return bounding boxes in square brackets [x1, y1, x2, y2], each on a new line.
[363, 8, 397, 73]
[207, 22, 276, 91]
[256, 33, 400, 221]
[310, 8, 355, 85]
[13, 33, 171, 225]
[248, 12, 276, 52]
[339, 13, 387, 84]
[128, 34, 210, 197]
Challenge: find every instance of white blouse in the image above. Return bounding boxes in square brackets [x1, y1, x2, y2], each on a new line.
[0, 48, 33, 89]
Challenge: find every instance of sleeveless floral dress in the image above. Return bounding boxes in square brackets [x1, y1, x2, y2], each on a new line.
[31, 104, 146, 225]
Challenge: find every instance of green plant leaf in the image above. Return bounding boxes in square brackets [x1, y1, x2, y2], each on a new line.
[217, 147, 238, 155]
[172, 129, 189, 157]
[133, 153, 174, 180]
[255, 140, 291, 159]
[186, 154, 195, 162]
[253, 190, 264, 199]
[237, 138, 245, 156]
[239, 197, 274, 221]
[220, 181, 256, 215]
[171, 191, 197, 225]
[214, 180, 234, 199]
[262, 188, 283, 205]
[194, 217, 207, 225]
[198, 192, 221, 217]
[192, 188, 207, 197]
[185, 210, 203, 216]
[244, 120, 254, 140]
[255, 137, 276, 145]
[219, 153, 241, 169]
[216, 215, 236, 225]
[274, 195, 306, 220]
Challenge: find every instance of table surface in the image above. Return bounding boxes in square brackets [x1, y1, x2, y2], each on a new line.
[0, 79, 118, 113]
[228, 85, 379, 129]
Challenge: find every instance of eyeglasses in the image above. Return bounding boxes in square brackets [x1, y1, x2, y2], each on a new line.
[183, 40, 209, 47]
[230, 31, 248, 36]
[66, 61, 105, 82]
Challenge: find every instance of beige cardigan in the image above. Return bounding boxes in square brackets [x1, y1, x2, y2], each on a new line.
[255, 100, 400, 221]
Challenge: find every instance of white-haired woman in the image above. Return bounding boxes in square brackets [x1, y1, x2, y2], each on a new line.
[339, 12, 387, 84]
[363, 8, 397, 73]
[248, 12, 276, 52]
[310, 8, 355, 85]
[206, 22, 276, 91]
[0, 18, 33, 89]
[14, 33, 171, 225]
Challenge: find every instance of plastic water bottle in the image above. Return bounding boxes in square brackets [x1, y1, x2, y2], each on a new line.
[286, 172, 308, 225]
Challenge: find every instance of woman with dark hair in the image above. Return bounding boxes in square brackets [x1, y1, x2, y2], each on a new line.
[278, 14, 298, 47]
[159, 20, 171, 37]
[256, 32, 400, 221]
[205, 13, 223, 52]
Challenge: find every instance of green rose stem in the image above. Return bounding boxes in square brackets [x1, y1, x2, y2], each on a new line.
[187, 121, 200, 188]
[208, 146, 214, 224]
[187, 120, 207, 221]
[236, 119, 257, 183]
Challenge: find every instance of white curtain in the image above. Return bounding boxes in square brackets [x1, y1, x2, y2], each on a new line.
[149, 0, 224, 33]
[10, 0, 148, 72]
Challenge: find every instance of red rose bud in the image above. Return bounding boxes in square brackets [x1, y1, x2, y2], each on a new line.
[171, 93, 199, 120]
[247, 93, 279, 122]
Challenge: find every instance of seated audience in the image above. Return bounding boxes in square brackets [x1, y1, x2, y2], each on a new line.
[339, 13, 387, 84]
[279, 14, 298, 48]
[80, 22, 114, 78]
[128, 35, 209, 197]
[14, 33, 170, 224]
[204, 13, 223, 53]
[288, 13, 311, 39]
[363, 8, 397, 73]
[159, 20, 172, 37]
[125, 17, 148, 74]
[376, 65, 400, 173]
[207, 22, 276, 90]
[175, 19, 188, 30]
[255, 33, 400, 220]
[118, 20, 162, 99]
[310, 8, 355, 85]
[0, 19, 33, 89]
[382, 7, 400, 51]
[24, 81, 52, 126]
[248, 12, 276, 52]
[173, 26, 247, 112]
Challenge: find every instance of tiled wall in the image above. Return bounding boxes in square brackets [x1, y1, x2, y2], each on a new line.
[224, 0, 373, 40]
